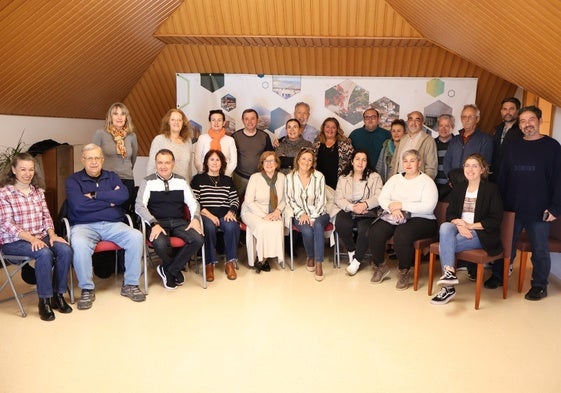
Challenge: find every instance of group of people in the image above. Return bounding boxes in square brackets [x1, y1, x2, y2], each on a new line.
[1, 98, 560, 321]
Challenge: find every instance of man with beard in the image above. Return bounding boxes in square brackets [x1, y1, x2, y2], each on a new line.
[490, 97, 523, 181]
[489, 106, 561, 300]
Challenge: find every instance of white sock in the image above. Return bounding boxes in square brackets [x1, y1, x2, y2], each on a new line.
[348, 251, 355, 262]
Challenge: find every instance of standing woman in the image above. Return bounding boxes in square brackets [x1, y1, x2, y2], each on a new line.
[376, 119, 406, 183]
[0, 153, 73, 321]
[275, 118, 313, 174]
[368, 149, 438, 290]
[431, 154, 503, 305]
[333, 150, 383, 276]
[286, 148, 330, 281]
[312, 117, 354, 189]
[191, 150, 240, 281]
[194, 109, 237, 176]
[241, 151, 286, 272]
[146, 109, 194, 180]
[93, 102, 138, 214]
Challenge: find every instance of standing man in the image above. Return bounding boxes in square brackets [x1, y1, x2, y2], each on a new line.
[136, 149, 203, 290]
[66, 143, 145, 310]
[489, 106, 561, 300]
[390, 111, 437, 179]
[490, 97, 523, 181]
[276, 102, 319, 143]
[434, 114, 455, 200]
[232, 109, 274, 196]
[443, 104, 493, 183]
[349, 108, 391, 171]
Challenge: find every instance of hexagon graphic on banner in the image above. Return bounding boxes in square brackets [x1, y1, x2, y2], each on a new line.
[272, 76, 301, 99]
[200, 73, 225, 93]
[190, 120, 203, 142]
[270, 107, 291, 132]
[424, 100, 453, 135]
[370, 97, 400, 129]
[221, 94, 236, 112]
[426, 78, 444, 97]
[325, 79, 369, 125]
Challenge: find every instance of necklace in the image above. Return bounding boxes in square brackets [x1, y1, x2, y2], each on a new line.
[208, 174, 219, 187]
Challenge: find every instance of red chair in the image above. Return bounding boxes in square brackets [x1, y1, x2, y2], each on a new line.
[428, 211, 515, 310]
[516, 218, 561, 292]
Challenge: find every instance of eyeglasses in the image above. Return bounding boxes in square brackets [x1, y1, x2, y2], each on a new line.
[83, 156, 103, 162]
[407, 117, 423, 123]
[364, 115, 378, 120]
[263, 159, 276, 164]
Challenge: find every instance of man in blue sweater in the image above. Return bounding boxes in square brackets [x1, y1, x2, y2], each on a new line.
[349, 108, 390, 170]
[66, 143, 145, 310]
[491, 106, 561, 300]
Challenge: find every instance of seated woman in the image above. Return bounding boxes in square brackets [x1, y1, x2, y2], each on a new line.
[333, 150, 383, 276]
[194, 109, 237, 176]
[312, 117, 354, 189]
[0, 153, 73, 321]
[431, 154, 503, 305]
[286, 148, 330, 281]
[368, 149, 438, 290]
[275, 118, 313, 174]
[241, 151, 286, 273]
[191, 150, 240, 281]
[146, 108, 194, 180]
[376, 119, 406, 183]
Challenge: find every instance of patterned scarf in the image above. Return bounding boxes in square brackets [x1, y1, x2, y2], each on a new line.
[208, 128, 226, 151]
[262, 171, 278, 213]
[108, 125, 128, 157]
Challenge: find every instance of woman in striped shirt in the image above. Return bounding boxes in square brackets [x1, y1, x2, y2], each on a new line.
[191, 150, 240, 281]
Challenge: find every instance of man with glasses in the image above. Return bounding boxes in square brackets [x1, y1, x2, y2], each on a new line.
[135, 149, 203, 290]
[65, 143, 145, 310]
[389, 111, 438, 179]
[349, 108, 390, 170]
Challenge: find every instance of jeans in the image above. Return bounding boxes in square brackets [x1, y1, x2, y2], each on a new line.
[292, 213, 330, 262]
[150, 218, 204, 276]
[335, 210, 372, 262]
[70, 221, 143, 290]
[438, 222, 482, 273]
[1, 235, 72, 298]
[202, 216, 240, 264]
[492, 217, 551, 288]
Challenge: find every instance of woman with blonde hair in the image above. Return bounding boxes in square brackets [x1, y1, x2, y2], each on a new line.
[146, 108, 194, 180]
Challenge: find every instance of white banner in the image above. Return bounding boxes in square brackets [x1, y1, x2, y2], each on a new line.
[177, 73, 477, 138]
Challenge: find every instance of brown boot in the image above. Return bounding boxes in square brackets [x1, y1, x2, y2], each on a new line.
[225, 261, 237, 280]
[205, 264, 215, 282]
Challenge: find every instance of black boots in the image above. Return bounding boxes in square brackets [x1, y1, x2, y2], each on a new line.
[51, 294, 73, 314]
[38, 298, 55, 321]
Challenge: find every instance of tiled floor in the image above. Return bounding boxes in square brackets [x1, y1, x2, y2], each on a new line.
[1, 245, 561, 393]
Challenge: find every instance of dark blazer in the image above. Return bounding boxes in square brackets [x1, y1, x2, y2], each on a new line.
[446, 180, 503, 256]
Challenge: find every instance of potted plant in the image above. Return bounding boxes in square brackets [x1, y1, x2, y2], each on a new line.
[0, 131, 27, 180]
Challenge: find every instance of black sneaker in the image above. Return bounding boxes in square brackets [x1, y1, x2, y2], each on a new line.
[175, 271, 185, 286]
[484, 275, 502, 289]
[254, 261, 263, 274]
[430, 286, 456, 305]
[525, 286, 547, 301]
[157, 265, 177, 290]
[77, 289, 95, 310]
[437, 270, 459, 286]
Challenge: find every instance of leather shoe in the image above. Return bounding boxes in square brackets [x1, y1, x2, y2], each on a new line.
[51, 294, 73, 313]
[261, 261, 271, 272]
[225, 261, 237, 280]
[484, 275, 502, 289]
[38, 298, 55, 321]
[254, 261, 263, 274]
[205, 264, 215, 282]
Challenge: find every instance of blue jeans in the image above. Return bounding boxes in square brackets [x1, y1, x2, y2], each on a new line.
[492, 217, 551, 288]
[151, 218, 204, 276]
[1, 236, 72, 298]
[292, 213, 330, 262]
[202, 216, 240, 264]
[70, 221, 143, 290]
[438, 222, 482, 274]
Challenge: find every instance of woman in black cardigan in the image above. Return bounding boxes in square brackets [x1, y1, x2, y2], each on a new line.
[431, 153, 503, 305]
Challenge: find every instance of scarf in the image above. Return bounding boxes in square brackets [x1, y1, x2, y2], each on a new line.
[108, 125, 128, 158]
[262, 171, 278, 213]
[208, 128, 226, 151]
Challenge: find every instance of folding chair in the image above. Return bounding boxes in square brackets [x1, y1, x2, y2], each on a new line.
[0, 251, 35, 317]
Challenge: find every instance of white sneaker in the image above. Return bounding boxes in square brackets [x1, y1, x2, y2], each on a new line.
[346, 258, 361, 276]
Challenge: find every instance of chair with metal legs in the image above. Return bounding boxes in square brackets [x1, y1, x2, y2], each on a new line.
[0, 251, 35, 317]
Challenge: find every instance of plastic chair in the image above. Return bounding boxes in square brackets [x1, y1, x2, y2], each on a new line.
[0, 252, 35, 317]
[516, 218, 561, 292]
[428, 211, 515, 310]
[62, 213, 147, 302]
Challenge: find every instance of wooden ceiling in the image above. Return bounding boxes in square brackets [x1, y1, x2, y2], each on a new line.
[2, 0, 559, 155]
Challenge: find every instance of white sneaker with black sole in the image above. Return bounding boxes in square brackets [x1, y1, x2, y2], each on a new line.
[430, 286, 456, 305]
[437, 270, 459, 286]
